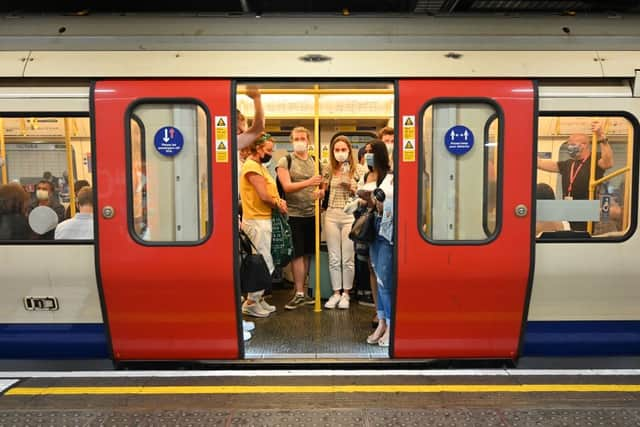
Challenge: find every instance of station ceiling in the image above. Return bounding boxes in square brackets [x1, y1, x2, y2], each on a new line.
[2, 0, 640, 15]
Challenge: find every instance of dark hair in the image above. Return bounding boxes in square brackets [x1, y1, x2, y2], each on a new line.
[0, 183, 29, 215]
[378, 126, 394, 139]
[74, 180, 90, 195]
[37, 180, 54, 192]
[357, 146, 366, 162]
[536, 183, 556, 200]
[370, 140, 391, 186]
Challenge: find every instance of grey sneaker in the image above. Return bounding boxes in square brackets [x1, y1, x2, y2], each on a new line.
[285, 294, 307, 310]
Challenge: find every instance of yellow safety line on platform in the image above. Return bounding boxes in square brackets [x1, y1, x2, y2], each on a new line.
[6, 384, 640, 395]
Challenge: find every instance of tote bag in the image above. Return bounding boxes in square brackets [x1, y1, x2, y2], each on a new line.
[239, 230, 272, 293]
[271, 210, 294, 268]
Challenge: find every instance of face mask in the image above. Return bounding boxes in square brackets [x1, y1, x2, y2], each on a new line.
[260, 153, 272, 164]
[36, 190, 49, 201]
[334, 152, 348, 163]
[365, 153, 374, 167]
[386, 144, 394, 154]
[567, 144, 581, 159]
[293, 141, 307, 153]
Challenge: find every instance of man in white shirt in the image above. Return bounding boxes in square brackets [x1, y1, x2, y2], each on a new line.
[55, 187, 93, 240]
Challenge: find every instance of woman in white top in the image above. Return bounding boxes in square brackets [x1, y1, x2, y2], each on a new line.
[322, 136, 359, 309]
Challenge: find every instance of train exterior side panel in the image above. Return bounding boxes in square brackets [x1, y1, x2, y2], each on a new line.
[395, 79, 534, 359]
[94, 80, 238, 361]
[0, 245, 107, 358]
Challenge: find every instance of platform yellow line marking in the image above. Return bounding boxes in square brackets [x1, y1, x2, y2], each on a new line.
[6, 384, 640, 395]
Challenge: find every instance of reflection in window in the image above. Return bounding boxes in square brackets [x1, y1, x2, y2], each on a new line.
[536, 116, 634, 239]
[0, 117, 93, 241]
[129, 103, 209, 243]
[421, 103, 500, 242]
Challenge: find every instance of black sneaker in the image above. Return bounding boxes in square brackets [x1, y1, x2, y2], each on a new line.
[358, 292, 375, 307]
[285, 294, 307, 310]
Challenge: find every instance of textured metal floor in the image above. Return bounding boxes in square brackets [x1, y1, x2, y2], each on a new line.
[244, 288, 387, 359]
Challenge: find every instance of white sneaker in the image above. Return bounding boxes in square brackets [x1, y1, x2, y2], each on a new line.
[338, 293, 350, 309]
[324, 293, 341, 309]
[242, 320, 255, 332]
[367, 323, 386, 345]
[242, 301, 270, 318]
[243, 330, 252, 341]
[258, 298, 276, 313]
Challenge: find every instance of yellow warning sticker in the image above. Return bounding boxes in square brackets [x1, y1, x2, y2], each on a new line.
[215, 116, 228, 163]
[402, 115, 416, 163]
[321, 145, 329, 160]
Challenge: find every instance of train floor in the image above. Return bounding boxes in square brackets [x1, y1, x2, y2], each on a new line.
[2, 370, 640, 426]
[243, 287, 388, 359]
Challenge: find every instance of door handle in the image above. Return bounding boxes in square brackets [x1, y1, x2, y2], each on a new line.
[514, 204, 528, 217]
[102, 206, 115, 219]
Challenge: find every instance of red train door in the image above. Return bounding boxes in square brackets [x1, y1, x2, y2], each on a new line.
[395, 80, 535, 359]
[94, 80, 238, 360]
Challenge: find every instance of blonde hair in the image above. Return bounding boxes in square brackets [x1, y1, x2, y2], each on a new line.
[289, 126, 311, 142]
[378, 126, 394, 139]
[329, 135, 356, 176]
[249, 132, 273, 154]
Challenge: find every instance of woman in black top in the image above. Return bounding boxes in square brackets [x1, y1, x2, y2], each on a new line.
[0, 183, 30, 240]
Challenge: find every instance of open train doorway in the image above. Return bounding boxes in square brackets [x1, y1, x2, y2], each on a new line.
[235, 82, 395, 360]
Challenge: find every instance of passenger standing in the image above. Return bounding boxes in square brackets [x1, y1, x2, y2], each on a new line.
[0, 183, 30, 240]
[322, 136, 359, 309]
[237, 87, 265, 150]
[379, 126, 395, 169]
[239, 133, 287, 317]
[31, 179, 65, 223]
[55, 187, 94, 240]
[277, 127, 323, 310]
[362, 140, 394, 347]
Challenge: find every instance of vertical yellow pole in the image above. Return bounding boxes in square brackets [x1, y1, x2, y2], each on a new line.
[64, 118, 77, 217]
[0, 118, 7, 185]
[623, 124, 633, 231]
[313, 85, 322, 313]
[586, 130, 597, 234]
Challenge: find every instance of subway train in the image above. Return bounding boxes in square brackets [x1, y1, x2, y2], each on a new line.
[0, 14, 639, 365]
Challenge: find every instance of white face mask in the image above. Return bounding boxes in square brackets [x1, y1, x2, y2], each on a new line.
[334, 151, 348, 163]
[386, 144, 394, 154]
[293, 141, 308, 153]
[36, 189, 49, 201]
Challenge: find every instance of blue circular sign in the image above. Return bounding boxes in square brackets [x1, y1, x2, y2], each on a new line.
[444, 125, 474, 156]
[154, 126, 184, 157]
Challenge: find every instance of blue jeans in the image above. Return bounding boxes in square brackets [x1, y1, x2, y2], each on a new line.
[369, 233, 393, 324]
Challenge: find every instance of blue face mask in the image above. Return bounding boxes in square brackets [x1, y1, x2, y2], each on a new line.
[567, 144, 581, 159]
[365, 153, 374, 167]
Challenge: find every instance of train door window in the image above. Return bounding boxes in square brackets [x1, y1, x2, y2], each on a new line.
[536, 116, 636, 239]
[0, 116, 92, 241]
[420, 102, 501, 242]
[128, 103, 210, 243]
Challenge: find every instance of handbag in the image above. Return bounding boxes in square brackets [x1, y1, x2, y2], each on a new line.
[271, 210, 294, 268]
[239, 230, 272, 293]
[348, 207, 376, 243]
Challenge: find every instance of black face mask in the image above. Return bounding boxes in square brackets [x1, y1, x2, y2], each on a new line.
[260, 153, 272, 164]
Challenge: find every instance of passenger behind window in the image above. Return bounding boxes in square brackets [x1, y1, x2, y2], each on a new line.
[31, 179, 65, 223]
[535, 183, 569, 236]
[0, 183, 30, 240]
[55, 187, 94, 240]
[64, 180, 91, 220]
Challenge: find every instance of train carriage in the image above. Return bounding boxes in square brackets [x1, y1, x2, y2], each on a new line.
[0, 14, 639, 365]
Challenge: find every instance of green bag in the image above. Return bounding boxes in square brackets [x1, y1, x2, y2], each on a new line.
[271, 210, 294, 268]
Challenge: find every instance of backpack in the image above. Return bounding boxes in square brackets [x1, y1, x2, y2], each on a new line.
[275, 154, 316, 200]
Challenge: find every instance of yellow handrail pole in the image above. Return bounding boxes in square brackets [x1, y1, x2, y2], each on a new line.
[0, 118, 7, 185]
[313, 85, 322, 313]
[587, 130, 597, 234]
[64, 118, 77, 217]
[591, 166, 630, 187]
[624, 125, 633, 231]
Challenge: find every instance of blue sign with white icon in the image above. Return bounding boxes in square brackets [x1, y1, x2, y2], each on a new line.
[154, 126, 184, 157]
[444, 125, 474, 156]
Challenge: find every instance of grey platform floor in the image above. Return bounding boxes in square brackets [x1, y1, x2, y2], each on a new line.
[243, 288, 387, 359]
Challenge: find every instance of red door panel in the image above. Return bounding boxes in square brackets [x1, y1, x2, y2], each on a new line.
[395, 80, 534, 359]
[94, 80, 237, 360]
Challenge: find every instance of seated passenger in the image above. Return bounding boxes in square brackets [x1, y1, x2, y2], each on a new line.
[55, 187, 94, 240]
[0, 183, 30, 240]
[536, 183, 568, 235]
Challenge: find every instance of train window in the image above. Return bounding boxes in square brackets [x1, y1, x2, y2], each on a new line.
[128, 103, 210, 243]
[0, 117, 93, 241]
[420, 102, 501, 242]
[536, 116, 635, 240]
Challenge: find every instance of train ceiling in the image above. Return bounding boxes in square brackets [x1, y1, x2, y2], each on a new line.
[2, 0, 640, 15]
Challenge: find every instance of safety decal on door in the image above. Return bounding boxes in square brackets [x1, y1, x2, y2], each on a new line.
[402, 115, 415, 162]
[215, 116, 228, 163]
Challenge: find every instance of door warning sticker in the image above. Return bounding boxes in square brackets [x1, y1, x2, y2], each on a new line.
[215, 116, 228, 163]
[402, 115, 415, 162]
